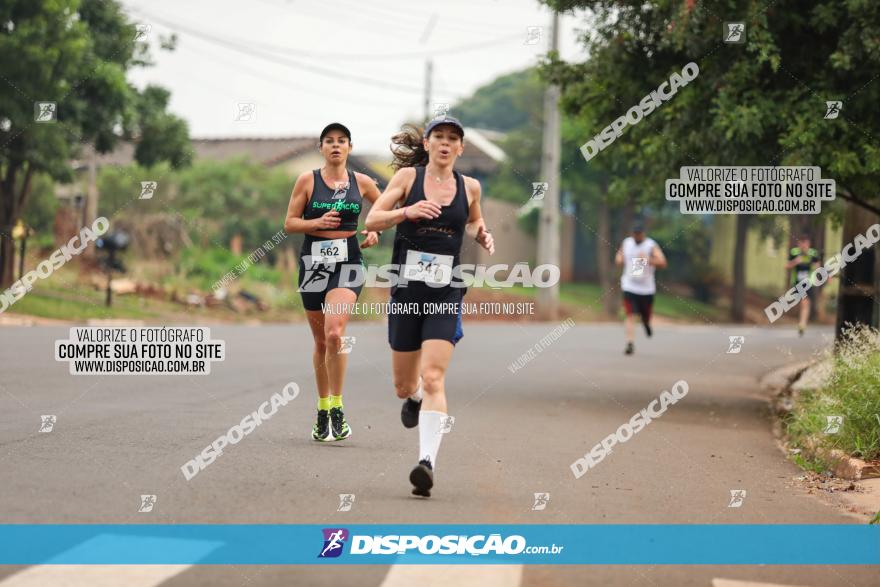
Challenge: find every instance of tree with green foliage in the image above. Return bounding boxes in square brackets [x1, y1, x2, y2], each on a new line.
[0, 0, 191, 288]
[541, 0, 880, 324]
[456, 67, 648, 315]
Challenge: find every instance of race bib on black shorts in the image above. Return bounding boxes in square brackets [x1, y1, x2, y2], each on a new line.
[311, 238, 348, 263]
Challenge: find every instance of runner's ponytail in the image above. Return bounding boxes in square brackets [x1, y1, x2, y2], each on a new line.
[390, 124, 429, 170]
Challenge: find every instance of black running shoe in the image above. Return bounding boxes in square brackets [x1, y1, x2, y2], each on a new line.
[401, 398, 421, 429]
[312, 409, 331, 442]
[410, 458, 434, 497]
[643, 321, 653, 337]
[624, 342, 634, 355]
[329, 406, 351, 440]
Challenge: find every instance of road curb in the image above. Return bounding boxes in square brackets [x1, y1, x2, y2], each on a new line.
[762, 362, 880, 482]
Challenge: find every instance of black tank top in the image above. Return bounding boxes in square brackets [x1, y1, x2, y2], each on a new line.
[392, 166, 469, 290]
[302, 169, 363, 231]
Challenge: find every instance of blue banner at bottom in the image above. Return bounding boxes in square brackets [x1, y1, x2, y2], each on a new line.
[0, 525, 877, 565]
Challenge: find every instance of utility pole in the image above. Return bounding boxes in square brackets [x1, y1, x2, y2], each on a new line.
[423, 59, 433, 121]
[84, 146, 98, 260]
[536, 11, 561, 320]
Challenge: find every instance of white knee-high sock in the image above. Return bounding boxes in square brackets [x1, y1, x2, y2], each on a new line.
[418, 410, 445, 469]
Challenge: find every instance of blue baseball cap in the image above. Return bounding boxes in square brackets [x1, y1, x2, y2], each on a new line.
[424, 116, 465, 139]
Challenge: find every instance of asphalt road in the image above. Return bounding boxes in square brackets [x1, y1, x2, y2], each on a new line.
[0, 321, 875, 586]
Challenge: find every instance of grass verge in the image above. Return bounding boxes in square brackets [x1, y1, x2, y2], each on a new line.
[786, 325, 880, 462]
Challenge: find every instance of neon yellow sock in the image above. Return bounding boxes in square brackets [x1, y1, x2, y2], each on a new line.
[318, 396, 331, 411]
[329, 394, 343, 409]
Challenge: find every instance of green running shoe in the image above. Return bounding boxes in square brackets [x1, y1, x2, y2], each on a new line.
[312, 409, 331, 442]
[329, 406, 351, 440]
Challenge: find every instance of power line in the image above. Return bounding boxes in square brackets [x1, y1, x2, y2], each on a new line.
[134, 6, 523, 63]
[181, 41, 401, 109]
[131, 10, 426, 94]
[255, 0, 503, 37]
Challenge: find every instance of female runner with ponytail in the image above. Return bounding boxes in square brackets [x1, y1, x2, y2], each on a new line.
[365, 116, 494, 497]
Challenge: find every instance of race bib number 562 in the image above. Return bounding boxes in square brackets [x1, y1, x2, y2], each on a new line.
[311, 238, 348, 263]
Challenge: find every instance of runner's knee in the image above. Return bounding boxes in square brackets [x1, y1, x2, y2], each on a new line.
[421, 367, 445, 394]
[325, 325, 343, 350]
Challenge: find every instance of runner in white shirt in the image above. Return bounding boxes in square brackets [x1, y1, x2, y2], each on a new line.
[615, 224, 667, 355]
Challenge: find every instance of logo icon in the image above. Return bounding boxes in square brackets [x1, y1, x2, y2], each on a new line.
[39, 415, 56, 433]
[439, 415, 455, 434]
[532, 492, 550, 511]
[332, 181, 349, 200]
[823, 415, 843, 434]
[727, 335, 745, 354]
[723, 22, 745, 44]
[432, 103, 449, 120]
[631, 257, 648, 276]
[318, 528, 349, 558]
[337, 494, 355, 512]
[139, 181, 157, 200]
[728, 489, 747, 508]
[34, 102, 56, 123]
[524, 26, 542, 45]
[138, 494, 157, 513]
[338, 337, 356, 355]
[824, 101, 842, 120]
[134, 24, 151, 41]
[531, 182, 548, 201]
[299, 256, 334, 293]
[234, 102, 256, 123]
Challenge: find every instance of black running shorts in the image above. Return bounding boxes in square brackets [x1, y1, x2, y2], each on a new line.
[298, 234, 364, 312]
[387, 286, 464, 352]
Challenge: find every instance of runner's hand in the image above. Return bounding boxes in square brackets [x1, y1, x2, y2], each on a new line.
[404, 200, 442, 221]
[312, 210, 341, 230]
[360, 229, 379, 248]
[476, 225, 495, 255]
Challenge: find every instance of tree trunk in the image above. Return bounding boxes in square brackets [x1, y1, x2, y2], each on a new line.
[835, 201, 879, 338]
[731, 215, 749, 322]
[596, 182, 618, 317]
[620, 199, 635, 237]
[82, 147, 98, 260]
[813, 217, 826, 322]
[0, 229, 13, 288]
[1, 162, 21, 289]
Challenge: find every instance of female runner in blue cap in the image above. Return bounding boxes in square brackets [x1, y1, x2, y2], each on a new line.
[366, 116, 494, 497]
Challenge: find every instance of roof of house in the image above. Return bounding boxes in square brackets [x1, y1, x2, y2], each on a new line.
[190, 137, 317, 166]
[75, 130, 507, 186]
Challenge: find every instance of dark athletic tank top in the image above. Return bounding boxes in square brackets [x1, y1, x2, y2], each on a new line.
[302, 169, 362, 231]
[392, 166, 469, 290]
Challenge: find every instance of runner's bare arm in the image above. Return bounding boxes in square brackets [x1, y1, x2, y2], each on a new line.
[355, 172, 381, 205]
[464, 177, 494, 255]
[283, 172, 340, 233]
[355, 172, 381, 247]
[365, 168, 439, 230]
[650, 244, 668, 269]
[615, 246, 624, 266]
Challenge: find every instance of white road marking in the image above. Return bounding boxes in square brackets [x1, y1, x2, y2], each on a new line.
[380, 564, 522, 587]
[0, 534, 221, 587]
[0, 565, 192, 587]
[712, 579, 810, 587]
